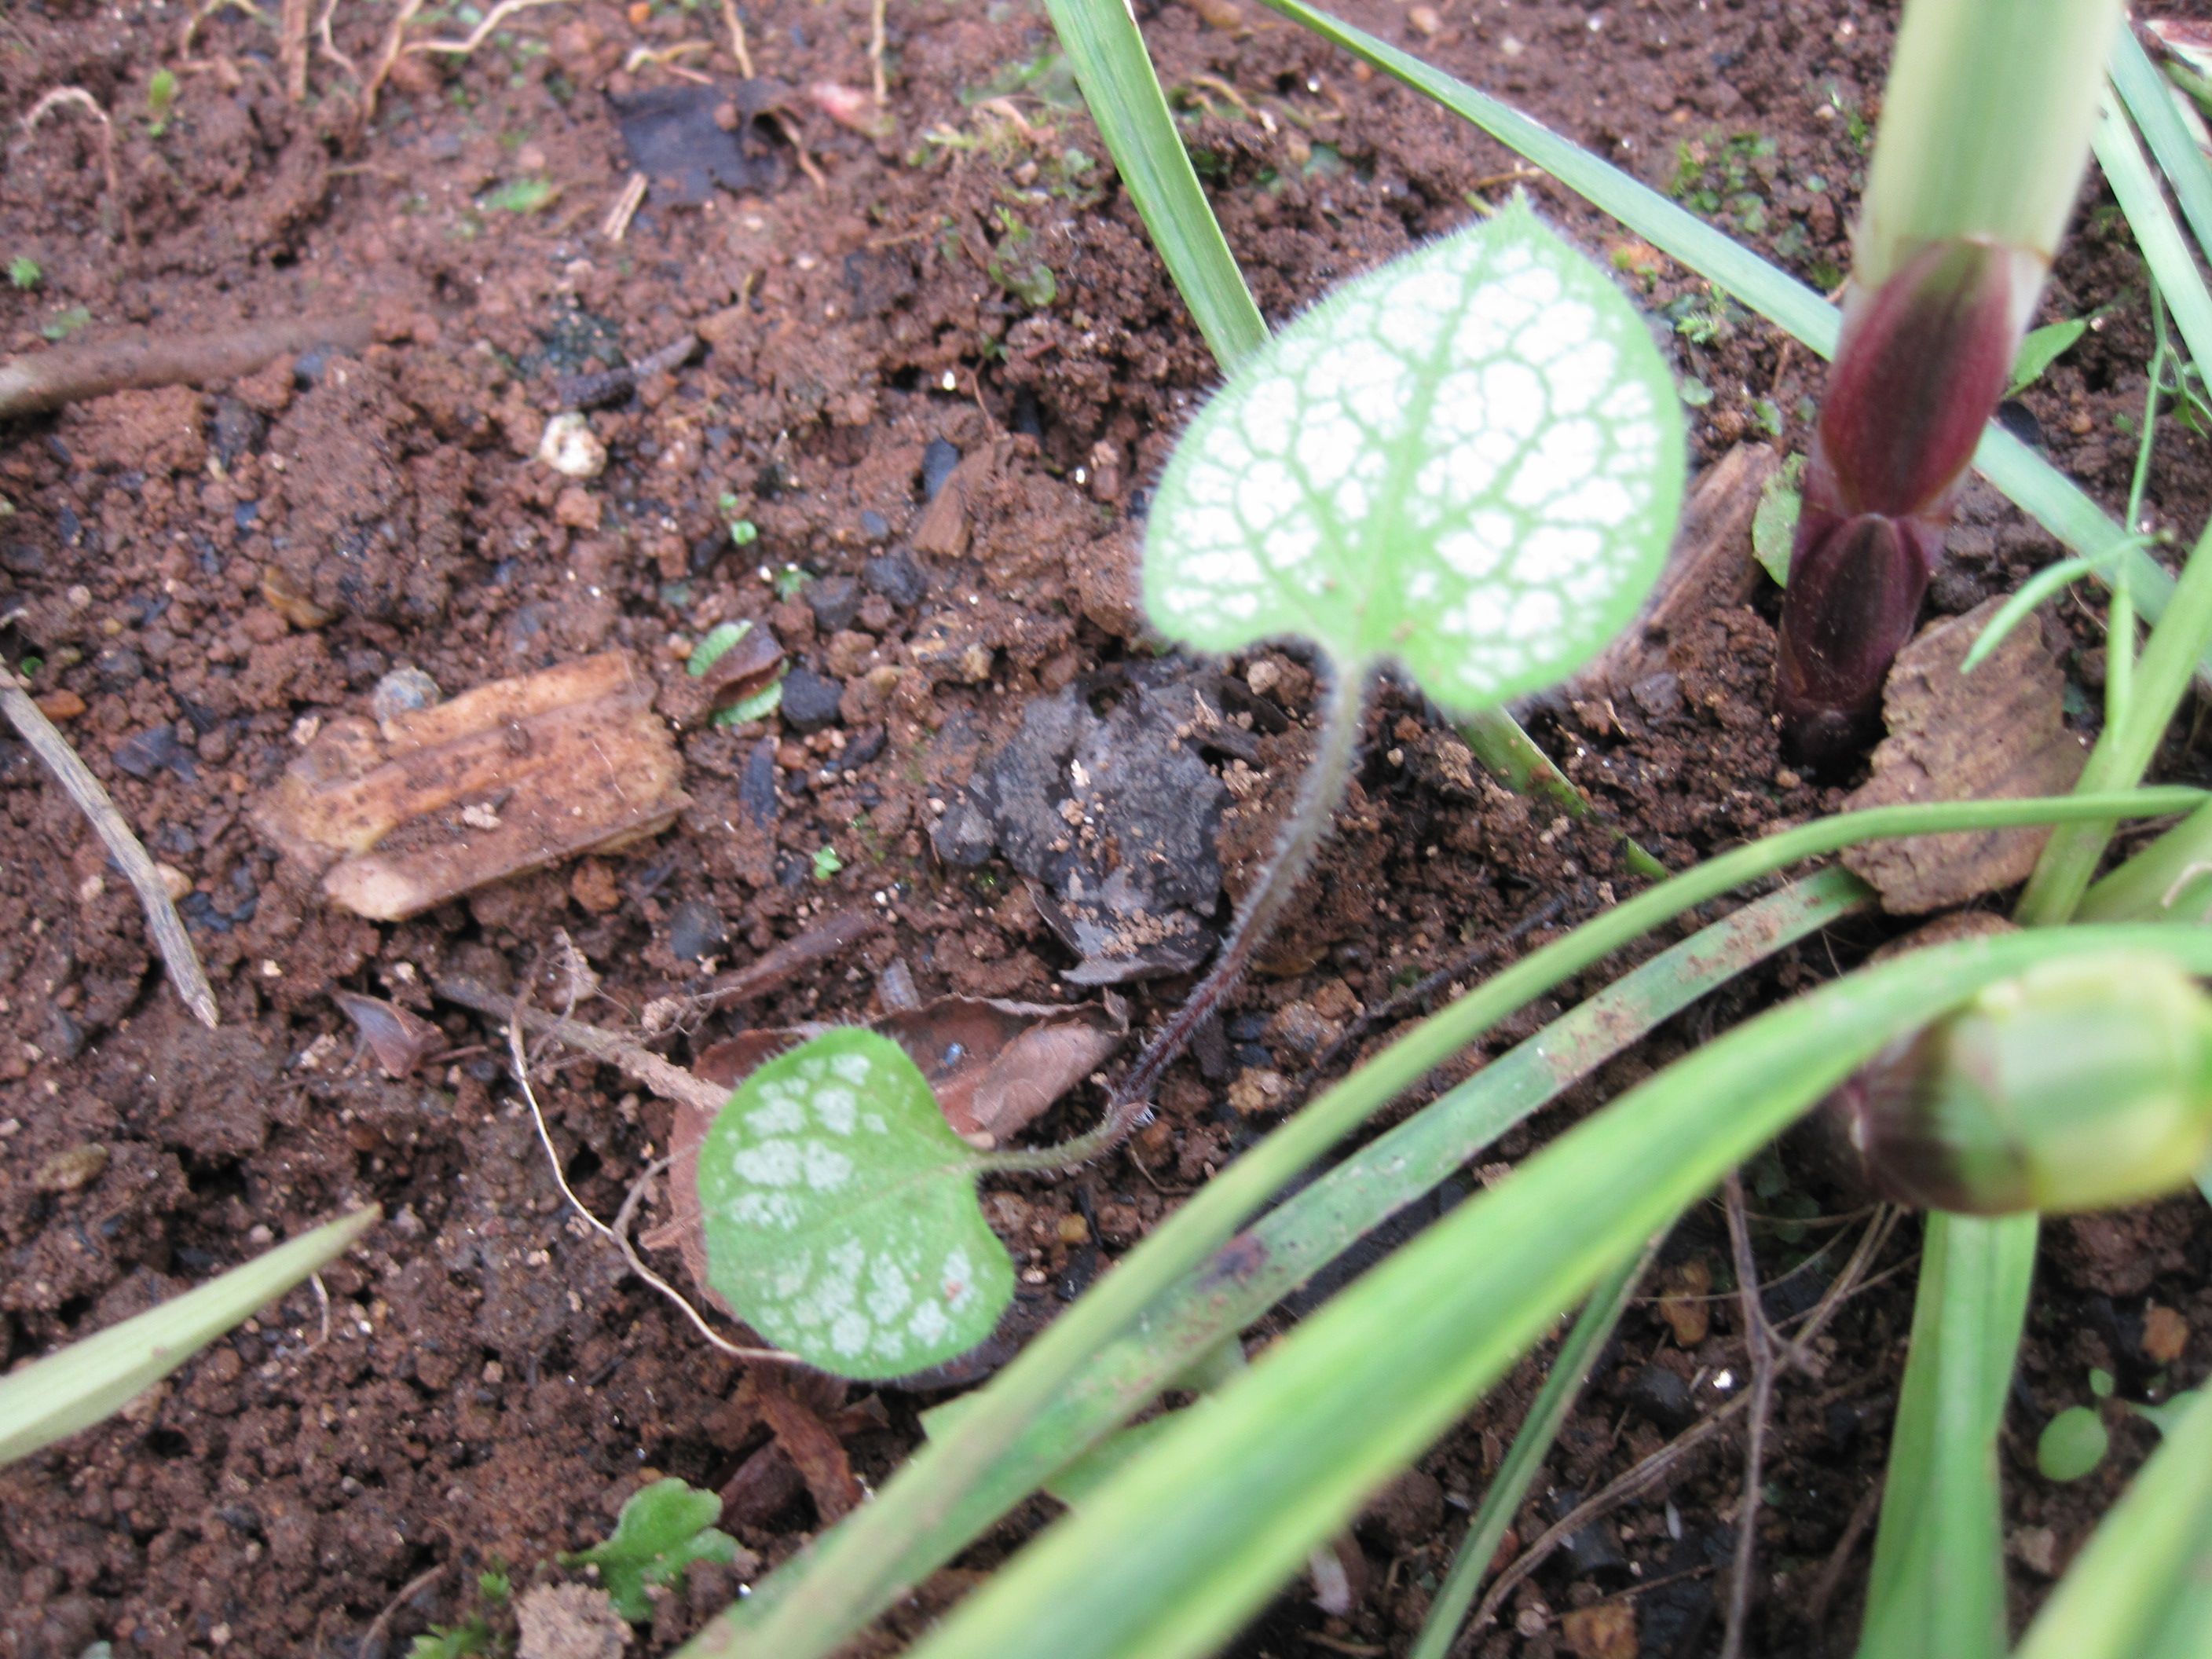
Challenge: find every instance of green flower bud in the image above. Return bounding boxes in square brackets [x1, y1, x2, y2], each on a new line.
[1837, 950, 2212, 1215]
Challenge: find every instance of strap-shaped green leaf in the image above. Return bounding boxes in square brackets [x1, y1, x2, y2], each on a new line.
[1144, 196, 1683, 709]
[697, 1028, 1012, 1380]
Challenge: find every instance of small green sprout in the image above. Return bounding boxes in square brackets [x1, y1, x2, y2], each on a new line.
[405, 1621, 488, 1659]
[695, 1028, 1014, 1379]
[145, 68, 178, 137]
[480, 178, 557, 214]
[2006, 317, 2089, 397]
[560, 1478, 739, 1621]
[1751, 455, 1804, 586]
[687, 620, 753, 678]
[812, 844, 844, 882]
[712, 673, 784, 726]
[771, 562, 810, 598]
[40, 306, 90, 341]
[2036, 1404, 2109, 1481]
[6, 256, 39, 289]
[731, 519, 760, 546]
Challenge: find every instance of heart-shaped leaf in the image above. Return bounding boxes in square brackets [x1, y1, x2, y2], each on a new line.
[696, 1027, 1013, 1380]
[1144, 195, 1683, 710]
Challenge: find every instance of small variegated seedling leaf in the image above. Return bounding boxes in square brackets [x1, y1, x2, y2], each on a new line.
[696, 1028, 1013, 1380]
[560, 1476, 738, 1621]
[1144, 195, 1683, 711]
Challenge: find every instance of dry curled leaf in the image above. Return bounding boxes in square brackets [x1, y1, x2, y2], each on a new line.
[1843, 598, 2085, 914]
[330, 991, 441, 1079]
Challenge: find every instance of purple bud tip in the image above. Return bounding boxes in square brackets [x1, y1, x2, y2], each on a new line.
[1775, 240, 2031, 764]
[1820, 240, 2025, 519]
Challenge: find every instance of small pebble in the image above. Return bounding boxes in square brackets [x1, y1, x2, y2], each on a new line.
[369, 665, 441, 723]
[34, 1142, 108, 1194]
[921, 437, 961, 500]
[668, 898, 727, 962]
[779, 666, 845, 733]
[804, 573, 862, 633]
[863, 551, 928, 609]
[537, 412, 608, 479]
[1623, 1362, 1695, 1431]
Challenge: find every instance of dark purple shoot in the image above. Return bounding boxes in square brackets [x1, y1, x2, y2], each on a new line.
[1776, 240, 2028, 764]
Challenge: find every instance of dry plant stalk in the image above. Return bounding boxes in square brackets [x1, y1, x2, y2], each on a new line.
[280, 0, 311, 100]
[719, 0, 756, 79]
[21, 88, 127, 245]
[0, 312, 371, 421]
[1, 676, 218, 1027]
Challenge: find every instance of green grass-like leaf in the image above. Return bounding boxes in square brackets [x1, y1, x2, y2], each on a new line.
[696, 1029, 1013, 1379]
[1042, 0, 1266, 370]
[562, 1478, 739, 1621]
[906, 932, 2212, 1659]
[0, 1207, 379, 1467]
[1144, 196, 1683, 710]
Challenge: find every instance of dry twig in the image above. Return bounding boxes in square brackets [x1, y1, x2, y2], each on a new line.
[1, 674, 218, 1027]
[1719, 1174, 1778, 1659]
[315, 0, 359, 79]
[360, 0, 424, 119]
[0, 311, 372, 421]
[500, 1005, 784, 1361]
[21, 88, 127, 244]
[1467, 1207, 1901, 1644]
[870, 0, 888, 105]
[280, 0, 311, 100]
[405, 0, 568, 57]
[718, 0, 756, 79]
[601, 170, 649, 243]
[180, 0, 273, 59]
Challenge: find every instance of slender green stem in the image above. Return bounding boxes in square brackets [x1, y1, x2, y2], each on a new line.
[1856, 1211, 2038, 1659]
[2019, 520, 2212, 921]
[1461, 706, 1667, 878]
[2078, 799, 2212, 924]
[1043, 0, 1267, 370]
[1104, 661, 1368, 1120]
[677, 791, 2196, 1659]
[1409, 1243, 1656, 1659]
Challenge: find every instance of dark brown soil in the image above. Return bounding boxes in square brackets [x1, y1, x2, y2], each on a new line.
[2, 2, 2208, 1657]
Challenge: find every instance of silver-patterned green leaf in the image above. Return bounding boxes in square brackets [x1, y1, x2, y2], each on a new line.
[696, 1028, 1012, 1380]
[1143, 196, 1683, 710]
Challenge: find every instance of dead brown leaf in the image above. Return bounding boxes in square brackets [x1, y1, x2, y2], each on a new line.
[1843, 597, 2086, 914]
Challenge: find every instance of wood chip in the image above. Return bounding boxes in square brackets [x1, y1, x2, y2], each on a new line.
[1842, 598, 2086, 914]
[251, 650, 685, 919]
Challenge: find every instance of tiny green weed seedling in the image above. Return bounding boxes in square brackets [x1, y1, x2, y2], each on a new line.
[145, 68, 178, 137]
[562, 1478, 740, 1621]
[6, 256, 39, 290]
[2009, 315, 2092, 397]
